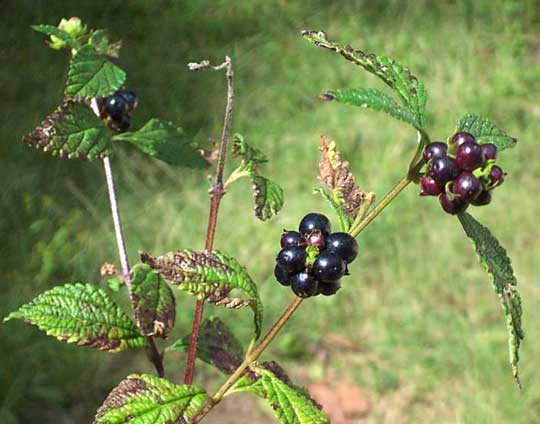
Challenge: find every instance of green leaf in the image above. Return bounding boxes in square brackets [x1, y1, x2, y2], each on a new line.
[131, 264, 176, 338]
[314, 187, 352, 232]
[4, 283, 146, 352]
[140, 249, 263, 342]
[458, 212, 524, 387]
[323, 88, 421, 129]
[229, 362, 329, 424]
[94, 374, 208, 423]
[456, 113, 517, 151]
[88, 29, 122, 58]
[168, 316, 244, 374]
[113, 118, 207, 168]
[23, 99, 112, 160]
[65, 44, 126, 98]
[31, 24, 79, 49]
[303, 30, 427, 129]
[231, 133, 268, 165]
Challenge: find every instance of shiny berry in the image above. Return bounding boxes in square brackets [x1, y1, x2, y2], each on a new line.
[274, 264, 291, 286]
[428, 156, 459, 184]
[291, 272, 318, 298]
[471, 190, 492, 206]
[318, 280, 341, 296]
[299, 213, 331, 236]
[114, 114, 131, 133]
[313, 251, 346, 282]
[450, 131, 475, 148]
[104, 95, 128, 121]
[276, 247, 305, 273]
[280, 231, 304, 248]
[419, 175, 444, 196]
[306, 230, 325, 249]
[326, 232, 358, 264]
[439, 192, 468, 215]
[423, 142, 448, 162]
[116, 90, 138, 111]
[481, 143, 498, 161]
[451, 172, 483, 202]
[456, 141, 486, 171]
[488, 165, 506, 186]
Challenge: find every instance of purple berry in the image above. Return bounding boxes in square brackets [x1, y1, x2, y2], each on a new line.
[450, 131, 476, 148]
[280, 231, 304, 248]
[439, 192, 469, 215]
[451, 172, 483, 202]
[419, 175, 444, 196]
[471, 190, 492, 206]
[318, 280, 341, 296]
[456, 141, 486, 171]
[428, 156, 459, 184]
[291, 272, 318, 298]
[116, 89, 138, 111]
[299, 213, 331, 236]
[423, 142, 448, 162]
[274, 264, 291, 286]
[481, 143, 498, 161]
[104, 95, 128, 121]
[277, 247, 305, 273]
[488, 165, 506, 186]
[325, 232, 358, 264]
[313, 251, 346, 282]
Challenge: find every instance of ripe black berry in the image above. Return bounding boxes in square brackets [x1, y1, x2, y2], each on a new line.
[451, 172, 482, 202]
[481, 143, 498, 161]
[114, 114, 131, 133]
[456, 141, 486, 171]
[326, 232, 358, 264]
[299, 213, 331, 236]
[276, 247, 305, 273]
[318, 280, 341, 296]
[471, 190, 492, 206]
[274, 264, 291, 286]
[450, 131, 475, 148]
[419, 175, 444, 196]
[104, 95, 128, 121]
[291, 272, 318, 298]
[116, 90, 138, 111]
[306, 230, 325, 249]
[488, 165, 506, 186]
[439, 192, 468, 215]
[428, 156, 459, 184]
[423, 142, 448, 162]
[313, 251, 346, 282]
[280, 231, 304, 248]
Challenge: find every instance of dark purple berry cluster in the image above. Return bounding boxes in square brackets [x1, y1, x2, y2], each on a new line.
[420, 131, 506, 215]
[274, 213, 359, 298]
[98, 89, 138, 132]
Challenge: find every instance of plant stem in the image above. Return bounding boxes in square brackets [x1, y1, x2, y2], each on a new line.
[348, 175, 412, 238]
[184, 56, 234, 385]
[193, 297, 304, 423]
[102, 156, 165, 378]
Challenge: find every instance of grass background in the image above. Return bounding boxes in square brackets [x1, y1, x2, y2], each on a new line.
[1, 0, 540, 422]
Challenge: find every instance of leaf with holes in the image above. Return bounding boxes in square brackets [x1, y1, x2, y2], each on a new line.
[303, 30, 427, 129]
[168, 316, 244, 374]
[94, 374, 208, 423]
[23, 99, 111, 160]
[31, 24, 79, 50]
[113, 118, 207, 168]
[458, 212, 524, 387]
[229, 362, 329, 424]
[3, 283, 146, 352]
[455, 113, 517, 151]
[65, 44, 126, 98]
[140, 249, 263, 342]
[131, 263, 176, 338]
[321, 88, 421, 129]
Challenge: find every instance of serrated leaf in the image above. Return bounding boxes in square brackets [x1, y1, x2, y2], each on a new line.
[113, 118, 207, 168]
[140, 249, 263, 342]
[456, 113, 517, 151]
[168, 316, 244, 374]
[303, 30, 427, 129]
[23, 99, 112, 160]
[3, 283, 145, 352]
[229, 362, 329, 424]
[94, 374, 208, 423]
[31, 24, 79, 49]
[131, 263, 176, 338]
[458, 212, 524, 386]
[323, 88, 421, 129]
[65, 44, 126, 98]
[252, 175, 285, 221]
[231, 133, 268, 165]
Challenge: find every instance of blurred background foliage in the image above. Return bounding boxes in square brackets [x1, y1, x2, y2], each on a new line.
[1, 0, 540, 422]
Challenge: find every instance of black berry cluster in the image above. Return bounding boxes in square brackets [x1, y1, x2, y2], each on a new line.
[420, 131, 506, 215]
[98, 89, 138, 132]
[274, 213, 359, 298]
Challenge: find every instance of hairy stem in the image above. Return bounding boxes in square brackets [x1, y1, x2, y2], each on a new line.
[184, 56, 234, 385]
[102, 156, 165, 378]
[193, 297, 304, 423]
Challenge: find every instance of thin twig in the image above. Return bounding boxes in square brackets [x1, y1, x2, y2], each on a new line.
[102, 156, 165, 378]
[184, 56, 234, 385]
